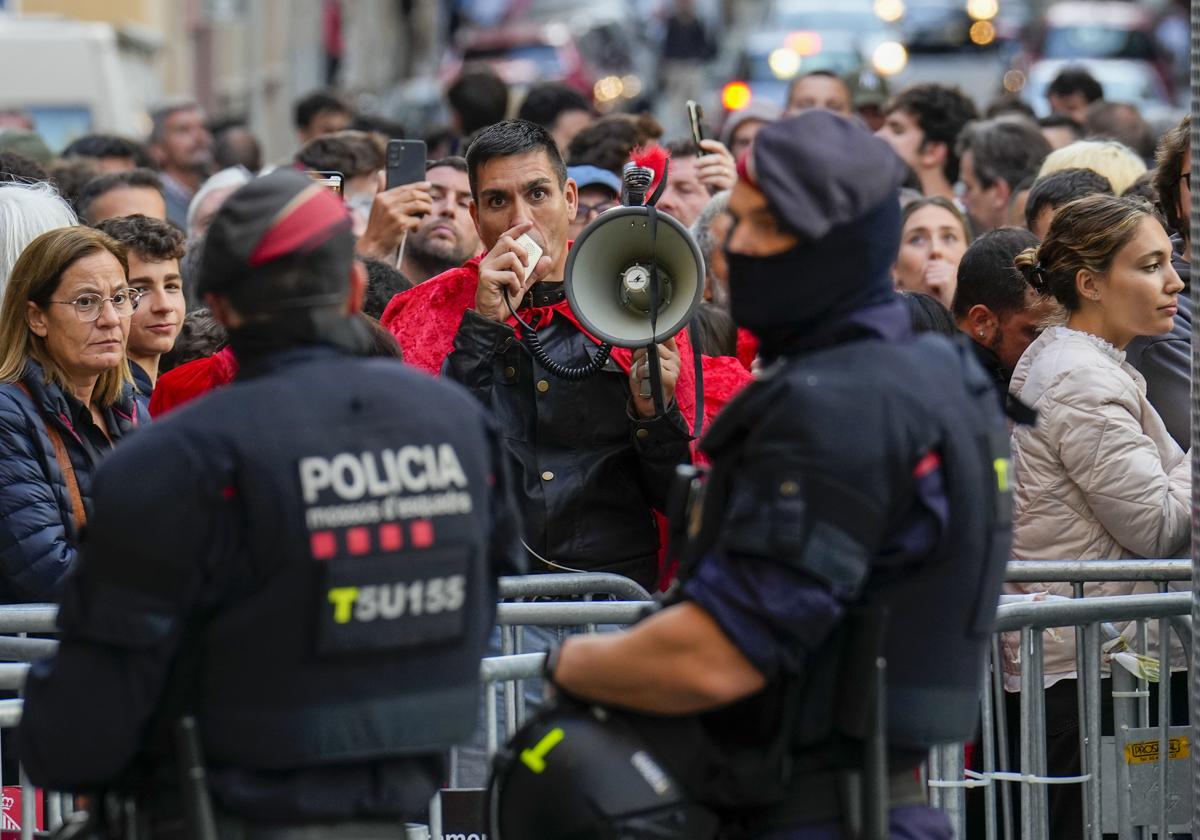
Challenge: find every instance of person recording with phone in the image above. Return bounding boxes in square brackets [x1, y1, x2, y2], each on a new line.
[356, 157, 482, 285]
[656, 105, 736, 229]
[383, 120, 692, 591]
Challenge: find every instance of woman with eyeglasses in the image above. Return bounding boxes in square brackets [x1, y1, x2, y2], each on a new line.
[0, 226, 143, 602]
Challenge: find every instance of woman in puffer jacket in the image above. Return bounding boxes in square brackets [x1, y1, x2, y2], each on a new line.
[0, 227, 142, 603]
[1005, 194, 1187, 836]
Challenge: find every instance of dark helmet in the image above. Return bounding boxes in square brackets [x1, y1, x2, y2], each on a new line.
[488, 699, 719, 840]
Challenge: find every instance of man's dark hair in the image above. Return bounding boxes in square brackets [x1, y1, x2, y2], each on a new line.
[665, 139, 700, 159]
[900, 291, 957, 336]
[1037, 113, 1083, 139]
[294, 88, 353, 131]
[359, 256, 413, 319]
[62, 134, 154, 169]
[1047, 67, 1104, 104]
[1152, 114, 1190, 236]
[94, 214, 186, 262]
[427, 155, 468, 173]
[0, 150, 48, 185]
[447, 67, 510, 137]
[295, 130, 385, 179]
[956, 116, 1051, 191]
[886, 83, 978, 184]
[351, 113, 408, 140]
[1024, 167, 1114, 230]
[76, 168, 164, 220]
[567, 113, 664, 175]
[158, 307, 228, 374]
[1084, 101, 1155, 162]
[951, 226, 1040, 319]
[465, 120, 566, 199]
[47, 158, 101, 211]
[517, 82, 591, 130]
[213, 124, 262, 172]
[984, 94, 1037, 120]
[786, 69, 850, 104]
[1121, 172, 1158, 205]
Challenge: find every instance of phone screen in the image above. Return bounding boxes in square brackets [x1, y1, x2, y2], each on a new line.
[306, 170, 344, 196]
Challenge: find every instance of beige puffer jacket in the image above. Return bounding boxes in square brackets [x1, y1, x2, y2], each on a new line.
[1004, 326, 1190, 688]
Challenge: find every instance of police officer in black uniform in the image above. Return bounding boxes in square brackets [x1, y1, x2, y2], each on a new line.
[512, 111, 1011, 838]
[18, 169, 522, 838]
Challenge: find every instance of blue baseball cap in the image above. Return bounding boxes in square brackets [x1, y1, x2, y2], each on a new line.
[567, 165, 622, 196]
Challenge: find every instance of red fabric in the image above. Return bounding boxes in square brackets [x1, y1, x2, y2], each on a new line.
[149, 347, 239, 417]
[736, 328, 758, 371]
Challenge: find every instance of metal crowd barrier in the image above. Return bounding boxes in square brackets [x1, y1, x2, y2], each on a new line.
[0, 565, 1192, 840]
[929, 591, 1192, 840]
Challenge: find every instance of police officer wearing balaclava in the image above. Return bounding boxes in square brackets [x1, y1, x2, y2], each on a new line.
[519, 110, 1012, 837]
[18, 169, 523, 838]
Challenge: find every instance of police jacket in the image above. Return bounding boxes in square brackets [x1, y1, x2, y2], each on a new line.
[445, 289, 691, 591]
[18, 343, 523, 824]
[0, 360, 140, 603]
[673, 301, 1009, 815]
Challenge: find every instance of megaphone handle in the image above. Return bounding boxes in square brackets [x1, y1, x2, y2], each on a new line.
[645, 342, 665, 415]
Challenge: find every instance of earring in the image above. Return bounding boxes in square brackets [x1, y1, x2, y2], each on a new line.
[977, 330, 984, 337]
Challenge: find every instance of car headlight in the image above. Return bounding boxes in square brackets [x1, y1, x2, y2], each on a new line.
[872, 41, 908, 76]
[874, 0, 905, 23]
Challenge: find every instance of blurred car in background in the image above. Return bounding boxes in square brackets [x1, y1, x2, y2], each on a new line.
[1019, 57, 1180, 125]
[1025, 1, 1175, 102]
[756, 0, 908, 85]
[440, 22, 595, 100]
[894, 0, 973, 50]
[722, 28, 866, 113]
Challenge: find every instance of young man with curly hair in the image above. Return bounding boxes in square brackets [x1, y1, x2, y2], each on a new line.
[94, 214, 186, 399]
[876, 83, 979, 203]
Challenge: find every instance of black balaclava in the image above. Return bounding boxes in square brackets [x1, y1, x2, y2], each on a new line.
[727, 197, 901, 350]
[726, 111, 908, 355]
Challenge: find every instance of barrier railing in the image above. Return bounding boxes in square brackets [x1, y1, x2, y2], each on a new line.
[0, 565, 1192, 840]
[1005, 559, 1191, 583]
[928, 592, 1192, 840]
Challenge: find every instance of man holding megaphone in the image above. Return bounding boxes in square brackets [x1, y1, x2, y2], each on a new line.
[382, 119, 712, 592]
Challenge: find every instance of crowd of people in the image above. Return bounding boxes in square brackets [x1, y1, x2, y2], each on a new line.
[0, 52, 1192, 837]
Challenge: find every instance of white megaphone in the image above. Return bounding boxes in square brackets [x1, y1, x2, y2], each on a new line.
[564, 168, 705, 349]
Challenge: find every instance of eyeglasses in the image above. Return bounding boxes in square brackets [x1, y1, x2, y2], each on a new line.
[579, 199, 619, 219]
[1180, 172, 1191, 189]
[47, 289, 142, 322]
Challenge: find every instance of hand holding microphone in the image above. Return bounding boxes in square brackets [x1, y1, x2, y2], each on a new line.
[476, 221, 552, 323]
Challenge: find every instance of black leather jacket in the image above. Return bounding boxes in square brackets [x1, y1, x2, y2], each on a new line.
[445, 290, 691, 590]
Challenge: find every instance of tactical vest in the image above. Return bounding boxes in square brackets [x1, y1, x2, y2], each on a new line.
[674, 333, 1010, 805]
[181, 355, 500, 770]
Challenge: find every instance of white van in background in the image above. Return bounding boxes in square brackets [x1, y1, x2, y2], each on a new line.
[0, 15, 160, 151]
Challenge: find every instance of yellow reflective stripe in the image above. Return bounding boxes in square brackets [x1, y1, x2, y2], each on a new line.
[993, 457, 1010, 493]
[519, 727, 565, 774]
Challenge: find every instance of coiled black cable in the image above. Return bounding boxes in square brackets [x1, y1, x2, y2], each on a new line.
[504, 292, 613, 381]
